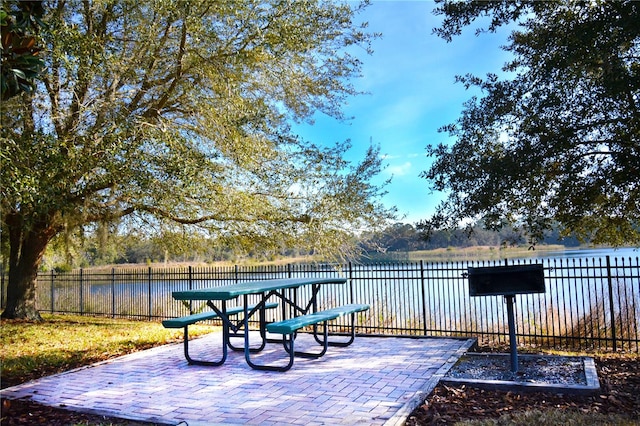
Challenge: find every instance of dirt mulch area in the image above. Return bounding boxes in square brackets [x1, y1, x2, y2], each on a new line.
[1, 398, 155, 425]
[406, 355, 640, 425]
[1, 355, 638, 425]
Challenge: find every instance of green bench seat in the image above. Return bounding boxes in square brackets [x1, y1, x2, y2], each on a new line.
[312, 303, 370, 319]
[266, 303, 369, 334]
[247, 303, 370, 372]
[162, 310, 224, 329]
[266, 310, 340, 334]
[162, 302, 278, 329]
[164, 301, 279, 366]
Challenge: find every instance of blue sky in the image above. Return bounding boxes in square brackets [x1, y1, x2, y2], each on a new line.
[292, 1, 514, 224]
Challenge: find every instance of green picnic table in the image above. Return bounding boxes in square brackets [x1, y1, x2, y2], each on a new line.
[164, 277, 369, 371]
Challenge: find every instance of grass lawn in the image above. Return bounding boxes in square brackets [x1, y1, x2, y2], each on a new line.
[0, 313, 218, 389]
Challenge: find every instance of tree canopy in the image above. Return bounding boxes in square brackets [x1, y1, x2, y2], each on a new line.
[421, 0, 639, 246]
[0, 0, 394, 320]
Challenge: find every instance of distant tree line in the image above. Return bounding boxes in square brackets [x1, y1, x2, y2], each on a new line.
[40, 227, 312, 271]
[359, 222, 581, 255]
[36, 220, 586, 271]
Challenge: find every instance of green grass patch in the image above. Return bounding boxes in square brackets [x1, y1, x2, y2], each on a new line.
[0, 313, 218, 388]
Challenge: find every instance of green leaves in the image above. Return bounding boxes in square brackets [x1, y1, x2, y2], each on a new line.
[425, 1, 640, 247]
[0, 1, 45, 100]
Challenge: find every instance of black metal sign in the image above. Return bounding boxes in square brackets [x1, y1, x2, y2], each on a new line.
[468, 263, 545, 297]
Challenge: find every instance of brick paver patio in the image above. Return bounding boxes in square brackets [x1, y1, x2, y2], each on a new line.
[1, 333, 474, 425]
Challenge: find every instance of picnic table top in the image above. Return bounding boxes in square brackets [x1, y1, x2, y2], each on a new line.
[171, 277, 347, 301]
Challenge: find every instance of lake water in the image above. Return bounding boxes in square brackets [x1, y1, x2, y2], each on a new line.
[531, 247, 638, 260]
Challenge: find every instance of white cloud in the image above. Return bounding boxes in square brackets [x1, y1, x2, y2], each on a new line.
[386, 161, 412, 177]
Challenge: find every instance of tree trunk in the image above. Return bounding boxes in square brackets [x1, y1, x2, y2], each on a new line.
[1, 214, 57, 321]
[2, 268, 43, 321]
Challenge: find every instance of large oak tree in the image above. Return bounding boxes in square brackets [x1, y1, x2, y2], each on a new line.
[0, 0, 394, 320]
[422, 1, 639, 246]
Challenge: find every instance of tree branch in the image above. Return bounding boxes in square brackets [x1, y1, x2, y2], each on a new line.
[142, 19, 188, 119]
[127, 18, 174, 114]
[137, 205, 311, 226]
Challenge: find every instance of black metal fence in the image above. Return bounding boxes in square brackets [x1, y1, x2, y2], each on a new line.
[1, 256, 638, 352]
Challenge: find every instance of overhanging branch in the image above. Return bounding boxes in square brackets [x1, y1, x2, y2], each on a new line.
[138, 205, 311, 226]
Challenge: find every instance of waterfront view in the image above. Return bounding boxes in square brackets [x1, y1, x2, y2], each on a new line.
[7, 247, 636, 353]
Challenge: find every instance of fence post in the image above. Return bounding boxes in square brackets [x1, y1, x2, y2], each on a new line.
[148, 267, 152, 320]
[79, 268, 83, 315]
[606, 256, 617, 351]
[348, 262, 354, 304]
[111, 268, 115, 318]
[420, 260, 427, 336]
[188, 265, 193, 315]
[50, 270, 55, 313]
[234, 264, 239, 283]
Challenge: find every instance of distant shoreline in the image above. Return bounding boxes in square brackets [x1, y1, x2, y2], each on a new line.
[367, 244, 638, 263]
[406, 244, 566, 262]
[58, 245, 638, 273]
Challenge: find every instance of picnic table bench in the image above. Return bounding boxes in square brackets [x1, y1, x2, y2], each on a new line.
[249, 303, 370, 371]
[162, 302, 279, 366]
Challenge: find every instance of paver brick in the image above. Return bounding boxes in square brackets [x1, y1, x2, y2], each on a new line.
[1, 333, 474, 425]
